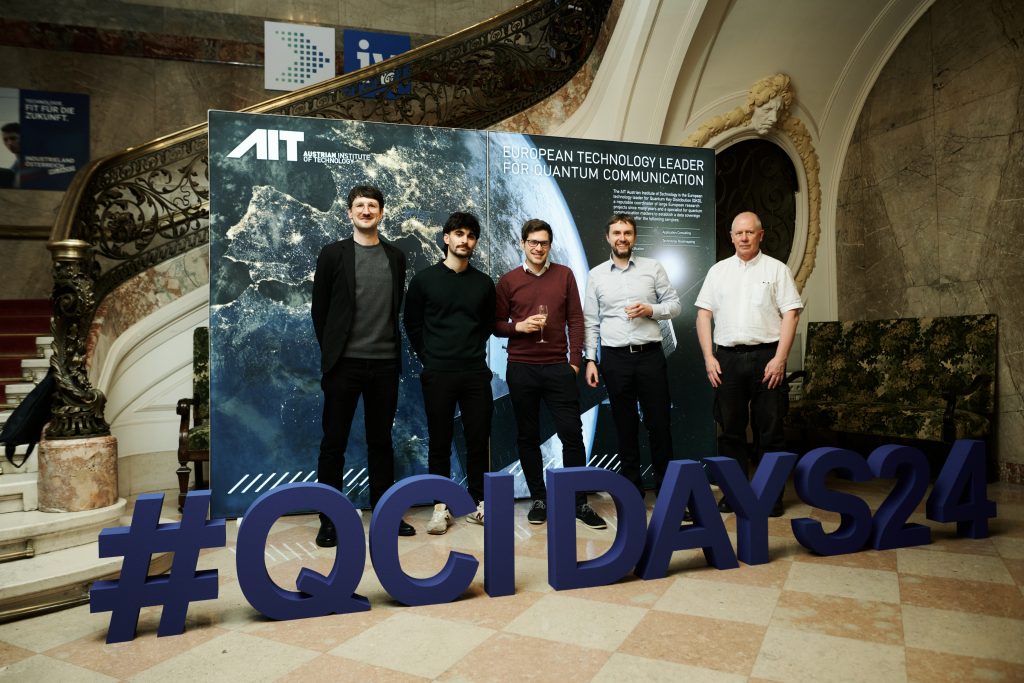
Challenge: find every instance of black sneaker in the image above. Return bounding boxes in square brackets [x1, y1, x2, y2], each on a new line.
[315, 518, 337, 547]
[575, 503, 607, 530]
[527, 499, 547, 524]
[399, 519, 416, 536]
[717, 496, 733, 513]
[769, 498, 785, 518]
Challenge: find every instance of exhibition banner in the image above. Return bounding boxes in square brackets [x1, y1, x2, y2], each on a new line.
[0, 87, 89, 190]
[208, 111, 715, 518]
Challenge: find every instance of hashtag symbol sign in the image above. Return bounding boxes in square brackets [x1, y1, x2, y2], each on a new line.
[90, 490, 226, 643]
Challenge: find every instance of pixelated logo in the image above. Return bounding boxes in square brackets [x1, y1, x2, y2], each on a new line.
[265, 21, 335, 91]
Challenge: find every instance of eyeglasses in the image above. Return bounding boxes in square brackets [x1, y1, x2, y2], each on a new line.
[525, 239, 551, 250]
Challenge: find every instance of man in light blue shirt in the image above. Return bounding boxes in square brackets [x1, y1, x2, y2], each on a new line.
[583, 213, 681, 498]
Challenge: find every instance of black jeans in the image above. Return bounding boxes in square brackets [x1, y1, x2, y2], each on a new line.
[714, 343, 787, 476]
[421, 367, 493, 503]
[318, 357, 399, 508]
[506, 362, 587, 506]
[600, 343, 673, 496]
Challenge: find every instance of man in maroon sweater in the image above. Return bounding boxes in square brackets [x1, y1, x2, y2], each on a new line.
[494, 219, 607, 529]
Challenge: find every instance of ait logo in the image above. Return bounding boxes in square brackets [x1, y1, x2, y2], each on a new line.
[227, 129, 304, 161]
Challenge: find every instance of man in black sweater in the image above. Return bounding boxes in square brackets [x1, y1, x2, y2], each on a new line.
[311, 185, 414, 546]
[404, 212, 496, 533]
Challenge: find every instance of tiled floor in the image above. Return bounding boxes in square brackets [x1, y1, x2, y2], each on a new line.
[1, 480, 1023, 682]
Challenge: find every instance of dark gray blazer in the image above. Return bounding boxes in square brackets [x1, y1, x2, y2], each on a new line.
[311, 236, 407, 375]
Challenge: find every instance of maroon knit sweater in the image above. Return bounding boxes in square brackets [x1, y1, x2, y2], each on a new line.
[494, 263, 584, 368]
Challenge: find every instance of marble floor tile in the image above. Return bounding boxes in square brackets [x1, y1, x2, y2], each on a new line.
[992, 535, 1024, 560]
[328, 611, 493, 678]
[771, 590, 904, 644]
[899, 573, 1024, 618]
[0, 603, 106, 652]
[618, 610, 766, 675]
[45, 623, 232, 678]
[435, 631, 610, 682]
[552, 573, 671, 608]
[131, 630, 318, 682]
[1003, 557, 1024, 585]
[790, 546, 899, 571]
[751, 624, 906, 682]
[653, 576, 781, 625]
[245, 607, 392, 652]
[904, 646, 1024, 682]
[592, 651, 746, 683]
[277, 652, 430, 682]
[896, 547, 1015, 583]
[402, 585, 543, 630]
[685, 554, 794, 589]
[503, 592, 646, 651]
[902, 604, 1024, 664]
[0, 653, 117, 682]
[0, 639, 33, 666]
[784, 561, 901, 603]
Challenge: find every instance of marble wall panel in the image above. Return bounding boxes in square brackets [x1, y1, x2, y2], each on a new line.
[936, 280, 989, 317]
[859, 13, 934, 138]
[930, 0, 1024, 115]
[0, 240, 52, 299]
[152, 59, 265, 139]
[835, 0, 1024, 474]
[342, 0, 436, 36]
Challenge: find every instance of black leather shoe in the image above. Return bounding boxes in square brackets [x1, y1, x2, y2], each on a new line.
[769, 498, 785, 518]
[315, 519, 337, 547]
[717, 496, 733, 513]
[682, 508, 694, 524]
[399, 519, 416, 536]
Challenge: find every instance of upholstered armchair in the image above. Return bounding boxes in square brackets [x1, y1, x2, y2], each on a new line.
[175, 326, 210, 512]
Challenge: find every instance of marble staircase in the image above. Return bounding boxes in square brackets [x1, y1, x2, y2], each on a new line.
[0, 300, 168, 622]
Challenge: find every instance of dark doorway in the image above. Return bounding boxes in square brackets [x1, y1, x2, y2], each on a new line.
[715, 140, 797, 263]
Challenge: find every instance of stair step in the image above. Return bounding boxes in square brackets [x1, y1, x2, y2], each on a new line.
[0, 338, 37, 356]
[0, 472, 37, 513]
[2, 382, 35, 406]
[0, 317, 51, 335]
[0, 499, 127, 557]
[0, 535, 172, 623]
[21, 358, 49, 382]
[0, 299, 51, 317]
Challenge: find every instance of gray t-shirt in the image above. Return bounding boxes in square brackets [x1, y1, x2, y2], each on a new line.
[343, 242, 397, 359]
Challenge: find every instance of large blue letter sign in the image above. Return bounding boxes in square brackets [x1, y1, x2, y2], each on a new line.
[546, 467, 646, 590]
[370, 475, 479, 606]
[236, 483, 369, 619]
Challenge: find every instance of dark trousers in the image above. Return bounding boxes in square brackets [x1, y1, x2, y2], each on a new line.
[318, 357, 399, 508]
[421, 367, 493, 503]
[714, 343, 787, 476]
[600, 344, 673, 496]
[506, 362, 587, 506]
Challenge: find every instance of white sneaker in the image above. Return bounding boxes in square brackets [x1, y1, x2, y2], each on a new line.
[466, 501, 484, 526]
[426, 503, 453, 535]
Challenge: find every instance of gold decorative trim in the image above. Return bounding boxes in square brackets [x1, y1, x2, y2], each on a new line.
[682, 73, 820, 292]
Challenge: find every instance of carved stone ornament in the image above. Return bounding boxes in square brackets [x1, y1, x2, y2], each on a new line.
[682, 73, 820, 292]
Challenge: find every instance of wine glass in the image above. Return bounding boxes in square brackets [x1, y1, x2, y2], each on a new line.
[536, 304, 548, 343]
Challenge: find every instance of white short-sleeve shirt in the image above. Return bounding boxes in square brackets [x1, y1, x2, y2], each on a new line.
[694, 251, 803, 347]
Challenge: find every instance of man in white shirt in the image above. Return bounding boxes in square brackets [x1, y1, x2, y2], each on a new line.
[584, 213, 681, 498]
[694, 211, 803, 517]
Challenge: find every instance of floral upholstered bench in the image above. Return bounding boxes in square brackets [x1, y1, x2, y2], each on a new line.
[787, 314, 996, 456]
[175, 326, 209, 511]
